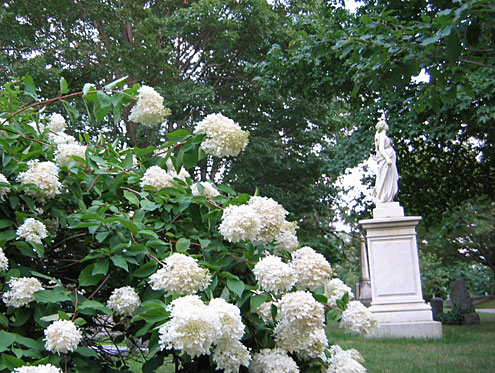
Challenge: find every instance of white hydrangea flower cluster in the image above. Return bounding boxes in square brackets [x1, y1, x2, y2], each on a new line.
[14, 364, 62, 373]
[250, 348, 299, 373]
[291, 246, 333, 291]
[17, 160, 62, 202]
[0, 247, 9, 272]
[49, 132, 77, 145]
[149, 253, 211, 296]
[55, 143, 87, 166]
[274, 291, 327, 359]
[275, 221, 299, 252]
[326, 345, 366, 373]
[159, 295, 220, 358]
[191, 181, 220, 199]
[0, 173, 10, 201]
[325, 278, 355, 307]
[208, 298, 250, 373]
[253, 255, 296, 295]
[219, 204, 261, 243]
[140, 164, 190, 190]
[219, 196, 295, 246]
[107, 286, 141, 316]
[2, 277, 44, 308]
[194, 113, 249, 157]
[16, 218, 48, 244]
[340, 301, 376, 335]
[248, 196, 288, 244]
[44, 319, 82, 354]
[129, 85, 171, 127]
[213, 339, 251, 373]
[254, 301, 273, 323]
[48, 113, 66, 133]
[159, 295, 250, 372]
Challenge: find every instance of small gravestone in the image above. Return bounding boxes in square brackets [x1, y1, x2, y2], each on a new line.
[450, 279, 480, 325]
[430, 297, 444, 319]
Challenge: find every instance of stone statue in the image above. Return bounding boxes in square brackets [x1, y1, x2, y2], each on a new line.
[373, 119, 398, 203]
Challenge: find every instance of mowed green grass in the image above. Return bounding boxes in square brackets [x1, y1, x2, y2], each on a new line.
[327, 313, 495, 373]
[475, 298, 495, 309]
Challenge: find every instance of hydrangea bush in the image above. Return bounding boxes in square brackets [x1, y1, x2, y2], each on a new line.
[0, 76, 374, 372]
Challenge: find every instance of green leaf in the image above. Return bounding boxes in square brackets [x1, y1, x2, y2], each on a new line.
[140, 199, 160, 211]
[250, 294, 268, 313]
[176, 237, 190, 252]
[62, 100, 80, 121]
[143, 355, 164, 373]
[96, 91, 112, 108]
[0, 331, 16, 353]
[94, 101, 111, 122]
[78, 300, 112, 315]
[34, 288, 71, 303]
[0, 229, 16, 241]
[110, 217, 138, 235]
[2, 353, 24, 370]
[123, 153, 134, 169]
[123, 190, 139, 206]
[227, 279, 245, 298]
[167, 129, 191, 142]
[104, 76, 128, 91]
[132, 261, 158, 277]
[75, 346, 99, 358]
[0, 313, 8, 328]
[111, 255, 129, 271]
[95, 230, 110, 243]
[447, 29, 461, 63]
[22, 74, 37, 100]
[82, 83, 97, 102]
[0, 219, 14, 229]
[312, 293, 328, 304]
[92, 259, 109, 275]
[60, 77, 69, 94]
[79, 264, 104, 286]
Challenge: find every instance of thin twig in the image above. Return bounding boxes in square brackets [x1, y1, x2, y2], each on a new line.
[87, 174, 101, 192]
[88, 273, 111, 300]
[1, 91, 86, 125]
[0, 126, 51, 146]
[54, 232, 88, 249]
[146, 252, 163, 265]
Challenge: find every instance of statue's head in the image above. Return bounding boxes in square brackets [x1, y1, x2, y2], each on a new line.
[376, 119, 389, 131]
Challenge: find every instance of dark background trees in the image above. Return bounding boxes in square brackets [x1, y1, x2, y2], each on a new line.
[2, 0, 494, 276]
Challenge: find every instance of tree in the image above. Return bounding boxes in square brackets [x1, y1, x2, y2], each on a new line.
[1, 0, 356, 259]
[271, 0, 495, 230]
[431, 198, 495, 275]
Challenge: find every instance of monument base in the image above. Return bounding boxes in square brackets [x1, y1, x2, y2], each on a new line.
[368, 321, 443, 339]
[360, 203, 443, 339]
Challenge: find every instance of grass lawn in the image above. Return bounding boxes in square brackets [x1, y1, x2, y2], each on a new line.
[475, 298, 495, 309]
[328, 312, 495, 373]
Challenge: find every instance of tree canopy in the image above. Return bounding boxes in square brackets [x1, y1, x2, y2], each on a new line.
[2, 0, 495, 266]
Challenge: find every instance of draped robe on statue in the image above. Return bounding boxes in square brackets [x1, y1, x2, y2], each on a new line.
[373, 133, 398, 203]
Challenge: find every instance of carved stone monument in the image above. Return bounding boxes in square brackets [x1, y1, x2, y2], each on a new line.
[359, 118, 442, 338]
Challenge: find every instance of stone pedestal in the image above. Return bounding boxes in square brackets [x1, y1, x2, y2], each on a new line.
[359, 203, 442, 338]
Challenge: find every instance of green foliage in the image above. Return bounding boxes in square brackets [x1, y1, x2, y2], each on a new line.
[434, 306, 466, 325]
[430, 198, 495, 275]
[0, 0, 353, 261]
